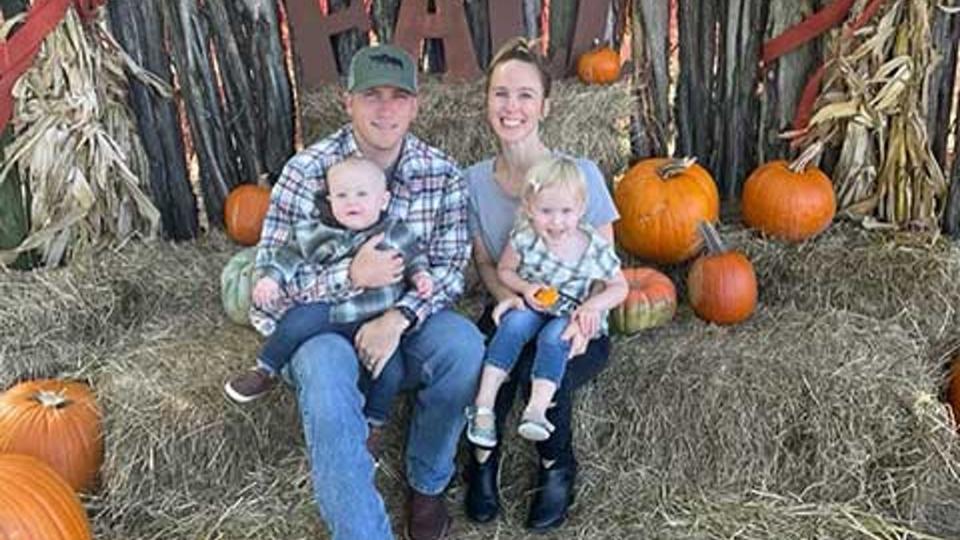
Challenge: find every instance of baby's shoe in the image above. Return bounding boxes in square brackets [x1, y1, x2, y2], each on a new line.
[518, 408, 555, 442]
[465, 405, 497, 448]
[224, 367, 276, 403]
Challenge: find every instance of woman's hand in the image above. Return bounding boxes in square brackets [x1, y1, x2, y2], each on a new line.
[572, 306, 601, 340]
[561, 320, 589, 359]
[492, 295, 525, 325]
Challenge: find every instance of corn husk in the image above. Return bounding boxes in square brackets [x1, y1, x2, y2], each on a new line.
[792, 0, 948, 230]
[0, 8, 162, 268]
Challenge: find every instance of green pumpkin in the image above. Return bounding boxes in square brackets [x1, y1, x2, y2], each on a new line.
[221, 247, 258, 326]
[609, 267, 677, 335]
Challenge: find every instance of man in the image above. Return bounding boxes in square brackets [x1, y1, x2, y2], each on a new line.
[255, 44, 484, 540]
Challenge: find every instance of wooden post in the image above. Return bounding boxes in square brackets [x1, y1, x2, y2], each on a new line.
[714, 0, 764, 201]
[205, 0, 262, 184]
[759, 0, 820, 163]
[225, 0, 293, 178]
[162, 0, 237, 228]
[927, 2, 959, 169]
[676, 0, 719, 168]
[631, 0, 670, 158]
[107, 0, 198, 240]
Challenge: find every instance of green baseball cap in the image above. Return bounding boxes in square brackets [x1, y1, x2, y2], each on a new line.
[347, 44, 417, 94]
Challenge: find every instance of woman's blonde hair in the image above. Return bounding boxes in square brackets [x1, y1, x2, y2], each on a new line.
[521, 155, 586, 208]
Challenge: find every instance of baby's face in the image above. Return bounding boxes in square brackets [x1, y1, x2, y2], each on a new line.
[327, 163, 389, 230]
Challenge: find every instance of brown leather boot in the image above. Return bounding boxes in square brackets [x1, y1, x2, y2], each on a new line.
[406, 489, 451, 540]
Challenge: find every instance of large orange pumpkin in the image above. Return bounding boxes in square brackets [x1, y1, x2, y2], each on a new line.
[609, 267, 677, 335]
[0, 454, 92, 539]
[224, 184, 271, 246]
[741, 143, 836, 242]
[686, 222, 757, 325]
[0, 379, 103, 493]
[576, 45, 621, 84]
[614, 157, 720, 264]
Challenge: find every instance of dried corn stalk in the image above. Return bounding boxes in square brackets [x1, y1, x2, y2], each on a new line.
[793, 0, 948, 230]
[0, 7, 161, 268]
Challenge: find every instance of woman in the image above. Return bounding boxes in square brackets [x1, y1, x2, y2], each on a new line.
[463, 37, 620, 531]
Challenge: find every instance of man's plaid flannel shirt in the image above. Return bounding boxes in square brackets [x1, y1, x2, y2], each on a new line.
[250, 126, 470, 337]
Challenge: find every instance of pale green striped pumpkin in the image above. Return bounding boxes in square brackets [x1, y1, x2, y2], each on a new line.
[221, 247, 257, 326]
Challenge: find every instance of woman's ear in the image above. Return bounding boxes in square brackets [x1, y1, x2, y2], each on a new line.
[381, 190, 392, 211]
[541, 98, 551, 119]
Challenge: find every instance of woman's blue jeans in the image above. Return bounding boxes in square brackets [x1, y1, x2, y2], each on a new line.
[283, 308, 484, 540]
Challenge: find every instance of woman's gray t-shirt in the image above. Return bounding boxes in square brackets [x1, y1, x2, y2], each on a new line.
[465, 156, 619, 261]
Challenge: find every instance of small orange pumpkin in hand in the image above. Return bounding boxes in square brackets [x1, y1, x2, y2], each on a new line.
[533, 286, 559, 307]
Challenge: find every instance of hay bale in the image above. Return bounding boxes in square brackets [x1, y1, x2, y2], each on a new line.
[301, 78, 635, 178]
[4, 225, 960, 538]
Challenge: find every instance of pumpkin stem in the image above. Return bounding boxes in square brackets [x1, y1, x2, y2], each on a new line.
[33, 390, 71, 409]
[697, 221, 726, 255]
[656, 157, 698, 178]
[787, 141, 824, 173]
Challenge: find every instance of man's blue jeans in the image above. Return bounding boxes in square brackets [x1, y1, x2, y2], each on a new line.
[485, 309, 571, 385]
[283, 309, 484, 540]
[260, 301, 402, 425]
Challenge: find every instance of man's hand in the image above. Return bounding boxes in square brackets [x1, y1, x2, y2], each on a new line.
[355, 309, 409, 378]
[350, 233, 404, 289]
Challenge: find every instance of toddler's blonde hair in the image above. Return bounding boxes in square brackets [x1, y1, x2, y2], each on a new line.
[521, 155, 587, 209]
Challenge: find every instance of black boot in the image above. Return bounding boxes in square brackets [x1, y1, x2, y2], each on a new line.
[464, 448, 500, 523]
[526, 458, 576, 531]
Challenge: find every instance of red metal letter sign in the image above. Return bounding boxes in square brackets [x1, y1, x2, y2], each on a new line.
[286, 0, 371, 89]
[488, 0, 525, 61]
[393, 0, 481, 80]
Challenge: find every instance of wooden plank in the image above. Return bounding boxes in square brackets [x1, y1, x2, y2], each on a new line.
[676, 0, 718, 167]
[205, 0, 262, 184]
[714, 0, 764, 200]
[630, 0, 670, 158]
[227, 0, 293, 178]
[371, 0, 401, 43]
[927, 2, 959, 168]
[759, 0, 820, 163]
[106, 0, 199, 240]
[163, 0, 237, 227]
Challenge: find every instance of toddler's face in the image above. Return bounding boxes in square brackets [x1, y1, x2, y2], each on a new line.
[526, 184, 584, 243]
[327, 163, 389, 230]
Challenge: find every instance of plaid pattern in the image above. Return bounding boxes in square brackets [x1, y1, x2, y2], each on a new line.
[251, 125, 469, 336]
[510, 219, 622, 333]
[256, 216, 428, 328]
